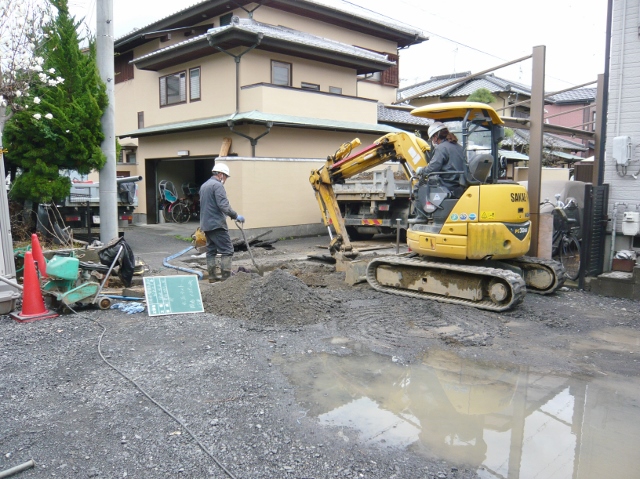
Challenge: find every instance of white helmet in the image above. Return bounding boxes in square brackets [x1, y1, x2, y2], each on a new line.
[211, 163, 230, 177]
[428, 122, 447, 141]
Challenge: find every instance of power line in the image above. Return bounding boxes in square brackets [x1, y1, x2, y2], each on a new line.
[339, 0, 592, 88]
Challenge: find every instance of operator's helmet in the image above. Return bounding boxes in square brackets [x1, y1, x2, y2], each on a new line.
[211, 163, 230, 177]
[428, 122, 447, 141]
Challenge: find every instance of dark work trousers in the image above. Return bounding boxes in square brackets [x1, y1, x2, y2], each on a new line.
[204, 228, 234, 258]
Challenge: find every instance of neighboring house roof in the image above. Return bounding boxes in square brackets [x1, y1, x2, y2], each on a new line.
[120, 110, 400, 138]
[501, 128, 588, 152]
[547, 88, 597, 104]
[397, 72, 531, 102]
[114, 0, 427, 52]
[132, 18, 395, 73]
[499, 149, 529, 161]
[377, 104, 433, 130]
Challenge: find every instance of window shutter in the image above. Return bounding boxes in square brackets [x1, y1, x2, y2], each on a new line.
[381, 53, 399, 87]
[180, 73, 186, 102]
[160, 78, 167, 106]
[190, 68, 201, 100]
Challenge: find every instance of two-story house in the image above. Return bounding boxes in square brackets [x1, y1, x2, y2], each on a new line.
[113, 0, 427, 231]
[545, 88, 597, 158]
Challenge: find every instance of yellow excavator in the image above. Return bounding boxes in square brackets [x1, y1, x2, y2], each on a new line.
[309, 102, 564, 311]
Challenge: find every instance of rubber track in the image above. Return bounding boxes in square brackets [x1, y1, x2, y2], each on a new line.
[366, 256, 527, 312]
[506, 256, 566, 295]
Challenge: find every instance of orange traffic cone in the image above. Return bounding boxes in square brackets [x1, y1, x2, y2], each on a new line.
[31, 233, 48, 279]
[10, 251, 58, 323]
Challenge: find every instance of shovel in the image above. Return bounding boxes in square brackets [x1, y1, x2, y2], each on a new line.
[235, 220, 263, 276]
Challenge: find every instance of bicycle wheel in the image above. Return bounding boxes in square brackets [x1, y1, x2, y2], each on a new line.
[172, 202, 191, 224]
[559, 234, 581, 281]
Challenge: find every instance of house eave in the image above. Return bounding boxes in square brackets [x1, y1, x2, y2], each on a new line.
[115, 0, 427, 54]
[133, 29, 395, 73]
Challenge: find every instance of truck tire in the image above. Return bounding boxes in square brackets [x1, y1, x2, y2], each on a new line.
[346, 226, 374, 241]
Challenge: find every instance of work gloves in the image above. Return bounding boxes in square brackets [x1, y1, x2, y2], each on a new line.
[236, 215, 245, 223]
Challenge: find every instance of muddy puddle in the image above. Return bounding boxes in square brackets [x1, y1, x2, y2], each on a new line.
[279, 342, 640, 478]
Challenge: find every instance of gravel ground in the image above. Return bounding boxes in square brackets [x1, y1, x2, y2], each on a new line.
[2, 226, 640, 478]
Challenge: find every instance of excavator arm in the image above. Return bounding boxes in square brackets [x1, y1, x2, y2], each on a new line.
[310, 132, 430, 254]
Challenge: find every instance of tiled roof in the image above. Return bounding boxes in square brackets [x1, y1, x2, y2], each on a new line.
[501, 129, 588, 152]
[116, 0, 425, 44]
[120, 110, 400, 138]
[377, 104, 433, 128]
[132, 18, 394, 66]
[397, 73, 531, 102]
[547, 88, 597, 104]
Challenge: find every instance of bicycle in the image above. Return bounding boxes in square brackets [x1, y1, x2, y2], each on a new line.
[541, 194, 581, 281]
[158, 180, 191, 224]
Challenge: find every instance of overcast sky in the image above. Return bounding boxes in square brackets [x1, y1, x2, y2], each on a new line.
[68, 0, 608, 91]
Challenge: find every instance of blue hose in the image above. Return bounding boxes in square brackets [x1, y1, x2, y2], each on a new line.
[163, 246, 204, 280]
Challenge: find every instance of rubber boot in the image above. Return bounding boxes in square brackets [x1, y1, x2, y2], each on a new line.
[220, 255, 233, 281]
[207, 256, 222, 283]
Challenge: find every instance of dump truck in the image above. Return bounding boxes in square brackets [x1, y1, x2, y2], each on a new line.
[37, 174, 142, 240]
[333, 165, 416, 240]
[310, 102, 565, 311]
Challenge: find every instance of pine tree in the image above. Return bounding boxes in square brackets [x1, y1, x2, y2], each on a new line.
[467, 87, 496, 105]
[4, 0, 107, 203]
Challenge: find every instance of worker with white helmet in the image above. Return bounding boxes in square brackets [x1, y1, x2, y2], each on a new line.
[199, 162, 245, 282]
[425, 121, 467, 197]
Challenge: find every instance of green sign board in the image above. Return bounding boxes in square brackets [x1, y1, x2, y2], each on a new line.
[143, 275, 204, 316]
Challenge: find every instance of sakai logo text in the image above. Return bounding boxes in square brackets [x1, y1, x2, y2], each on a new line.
[510, 193, 528, 202]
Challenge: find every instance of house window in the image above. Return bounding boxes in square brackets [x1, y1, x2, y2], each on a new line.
[137, 111, 144, 129]
[355, 51, 399, 87]
[190, 67, 201, 101]
[220, 12, 233, 26]
[329, 86, 342, 94]
[301, 82, 320, 91]
[160, 71, 186, 107]
[272, 61, 291, 86]
[592, 111, 596, 131]
[118, 149, 137, 164]
[358, 71, 382, 82]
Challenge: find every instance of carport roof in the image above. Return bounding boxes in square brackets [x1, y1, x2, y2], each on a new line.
[120, 110, 401, 138]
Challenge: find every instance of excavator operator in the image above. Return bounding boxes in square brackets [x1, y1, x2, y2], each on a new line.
[425, 122, 466, 198]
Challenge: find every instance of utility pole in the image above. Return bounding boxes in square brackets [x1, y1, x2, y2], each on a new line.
[527, 45, 546, 257]
[0, 133, 15, 277]
[96, 0, 118, 243]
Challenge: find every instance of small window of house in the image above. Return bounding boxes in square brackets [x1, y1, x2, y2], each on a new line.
[190, 67, 201, 101]
[137, 111, 144, 129]
[592, 111, 596, 131]
[220, 12, 233, 26]
[329, 86, 342, 94]
[160, 71, 186, 107]
[301, 82, 320, 91]
[272, 61, 291, 86]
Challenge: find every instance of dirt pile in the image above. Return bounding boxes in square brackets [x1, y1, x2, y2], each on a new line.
[201, 268, 336, 329]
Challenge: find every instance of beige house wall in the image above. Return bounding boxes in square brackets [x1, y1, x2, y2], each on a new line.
[241, 85, 378, 123]
[358, 81, 397, 105]
[125, 126, 383, 219]
[252, 7, 398, 54]
[242, 49, 357, 97]
[116, 53, 236, 137]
